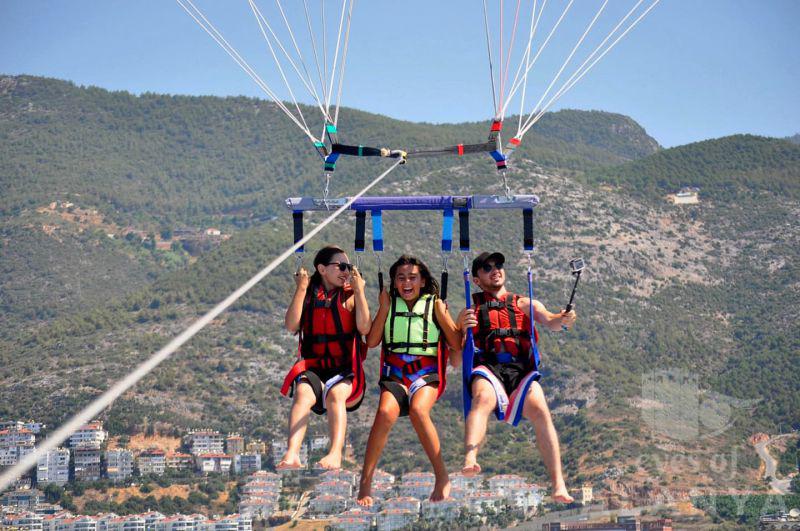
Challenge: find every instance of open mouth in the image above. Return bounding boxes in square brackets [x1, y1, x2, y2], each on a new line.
[401, 287, 415, 297]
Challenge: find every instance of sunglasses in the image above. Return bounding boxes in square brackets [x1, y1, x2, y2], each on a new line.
[481, 262, 504, 273]
[327, 262, 353, 272]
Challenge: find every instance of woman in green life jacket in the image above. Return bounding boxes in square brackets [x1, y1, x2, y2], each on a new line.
[357, 255, 464, 506]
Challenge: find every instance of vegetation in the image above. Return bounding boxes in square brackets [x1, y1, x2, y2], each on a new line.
[1, 75, 798, 494]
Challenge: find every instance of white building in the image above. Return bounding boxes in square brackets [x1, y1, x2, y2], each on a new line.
[0, 420, 44, 434]
[68, 422, 106, 449]
[241, 481, 279, 498]
[155, 514, 207, 531]
[320, 469, 356, 486]
[509, 483, 542, 512]
[0, 427, 36, 447]
[165, 453, 194, 472]
[233, 453, 260, 475]
[376, 509, 416, 531]
[269, 439, 307, 467]
[487, 473, 526, 493]
[105, 449, 134, 482]
[382, 497, 420, 513]
[140, 512, 166, 529]
[308, 494, 348, 516]
[421, 498, 463, 519]
[137, 449, 166, 476]
[1, 443, 35, 466]
[198, 514, 250, 531]
[373, 469, 395, 486]
[37, 448, 70, 486]
[369, 483, 394, 501]
[397, 481, 431, 500]
[42, 512, 74, 531]
[449, 472, 481, 491]
[103, 514, 145, 531]
[238, 496, 277, 518]
[466, 492, 505, 514]
[73, 447, 102, 481]
[2, 511, 44, 530]
[225, 435, 244, 456]
[55, 515, 98, 531]
[184, 430, 224, 456]
[330, 514, 372, 531]
[195, 454, 232, 474]
[309, 436, 330, 452]
[315, 479, 353, 498]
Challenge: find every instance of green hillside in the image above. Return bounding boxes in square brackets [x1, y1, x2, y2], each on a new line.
[587, 134, 800, 201]
[1, 75, 797, 493]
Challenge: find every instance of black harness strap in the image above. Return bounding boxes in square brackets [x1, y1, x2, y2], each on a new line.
[328, 290, 350, 359]
[355, 211, 366, 252]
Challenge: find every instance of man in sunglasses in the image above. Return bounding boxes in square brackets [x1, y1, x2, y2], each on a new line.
[458, 251, 576, 504]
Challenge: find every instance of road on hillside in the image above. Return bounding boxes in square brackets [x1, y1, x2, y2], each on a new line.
[755, 433, 797, 495]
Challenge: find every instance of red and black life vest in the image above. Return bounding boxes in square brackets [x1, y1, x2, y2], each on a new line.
[298, 284, 356, 368]
[472, 292, 539, 361]
[280, 284, 366, 409]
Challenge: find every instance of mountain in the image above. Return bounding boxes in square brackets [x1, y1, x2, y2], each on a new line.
[786, 133, 800, 145]
[586, 134, 800, 201]
[1, 75, 797, 494]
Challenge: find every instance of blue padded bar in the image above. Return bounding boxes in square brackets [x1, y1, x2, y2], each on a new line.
[371, 210, 384, 252]
[441, 209, 453, 252]
[285, 195, 537, 212]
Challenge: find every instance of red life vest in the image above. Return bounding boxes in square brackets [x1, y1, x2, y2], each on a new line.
[472, 292, 538, 360]
[280, 284, 366, 410]
[299, 285, 356, 368]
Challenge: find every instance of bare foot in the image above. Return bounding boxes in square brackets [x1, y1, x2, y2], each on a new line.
[461, 461, 481, 477]
[317, 452, 342, 470]
[551, 484, 574, 504]
[429, 478, 451, 502]
[276, 453, 303, 470]
[356, 478, 374, 507]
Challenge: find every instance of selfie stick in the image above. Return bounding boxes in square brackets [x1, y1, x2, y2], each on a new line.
[563, 258, 584, 330]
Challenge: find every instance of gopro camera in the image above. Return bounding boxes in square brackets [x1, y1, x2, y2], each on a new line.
[569, 258, 584, 275]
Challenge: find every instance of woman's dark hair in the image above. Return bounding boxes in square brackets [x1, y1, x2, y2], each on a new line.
[309, 245, 346, 287]
[388, 254, 439, 298]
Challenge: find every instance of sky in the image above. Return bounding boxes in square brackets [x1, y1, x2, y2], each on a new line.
[1, 0, 798, 148]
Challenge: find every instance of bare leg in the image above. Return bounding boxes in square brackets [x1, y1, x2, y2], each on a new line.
[408, 384, 450, 502]
[463, 377, 497, 476]
[318, 380, 353, 470]
[278, 381, 316, 469]
[522, 381, 573, 503]
[357, 391, 400, 507]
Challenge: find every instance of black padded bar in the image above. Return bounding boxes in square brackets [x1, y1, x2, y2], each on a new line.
[293, 211, 304, 252]
[523, 208, 534, 251]
[459, 210, 470, 251]
[355, 210, 366, 252]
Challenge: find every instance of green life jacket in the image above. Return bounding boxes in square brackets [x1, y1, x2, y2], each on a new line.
[384, 293, 440, 357]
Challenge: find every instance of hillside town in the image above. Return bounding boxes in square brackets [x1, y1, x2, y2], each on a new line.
[7, 418, 796, 529]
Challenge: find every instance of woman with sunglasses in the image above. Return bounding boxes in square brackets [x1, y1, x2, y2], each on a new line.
[279, 245, 371, 470]
[356, 255, 464, 506]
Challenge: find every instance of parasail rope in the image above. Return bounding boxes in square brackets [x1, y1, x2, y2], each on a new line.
[501, 0, 573, 119]
[517, 0, 608, 138]
[176, 0, 316, 142]
[0, 158, 405, 493]
[325, 0, 349, 117]
[303, 0, 327, 110]
[248, 0, 315, 134]
[519, 0, 660, 137]
[482, 0, 499, 116]
[333, 0, 356, 127]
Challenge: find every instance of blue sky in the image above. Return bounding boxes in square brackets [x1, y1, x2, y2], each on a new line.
[1, 0, 798, 147]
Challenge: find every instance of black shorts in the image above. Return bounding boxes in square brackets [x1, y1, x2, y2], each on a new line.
[294, 366, 354, 415]
[471, 360, 532, 397]
[378, 375, 439, 417]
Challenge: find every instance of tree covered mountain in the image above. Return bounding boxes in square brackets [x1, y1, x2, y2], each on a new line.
[1, 75, 797, 493]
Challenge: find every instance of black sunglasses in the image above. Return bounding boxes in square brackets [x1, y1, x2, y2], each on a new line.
[481, 261, 504, 273]
[327, 262, 353, 272]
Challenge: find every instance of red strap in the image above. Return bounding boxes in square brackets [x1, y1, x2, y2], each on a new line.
[491, 120, 502, 132]
[509, 137, 521, 146]
[457, 144, 464, 156]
